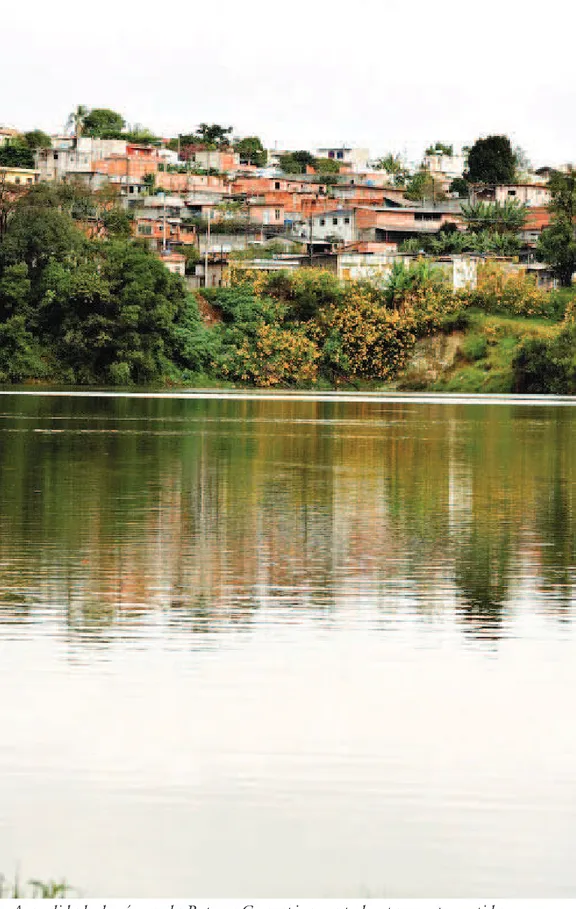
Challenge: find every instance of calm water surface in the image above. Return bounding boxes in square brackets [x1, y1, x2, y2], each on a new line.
[1, 394, 575, 896]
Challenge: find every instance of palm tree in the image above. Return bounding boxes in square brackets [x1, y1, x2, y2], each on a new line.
[66, 105, 88, 137]
[460, 200, 527, 234]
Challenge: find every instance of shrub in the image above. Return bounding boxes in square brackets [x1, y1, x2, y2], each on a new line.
[472, 262, 550, 317]
[512, 322, 576, 393]
[311, 287, 418, 381]
[217, 323, 319, 386]
[460, 333, 488, 362]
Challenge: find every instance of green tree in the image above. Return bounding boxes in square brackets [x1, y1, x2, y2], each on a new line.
[537, 168, 576, 287]
[0, 173, 28, 239]
[0, 184, 85, 280]
[461, 200, 527, 234]
[513, 323, 576, 392]
[101, 207, 133, 239]
[538, 217, 576, 287]
[425, 142, 453, 156]
[23, 130, 52, 150]
[123, 123, 157, 143]
[279, 151, 316, 174]
[314, 157, 341, 175]
[234, 136, 267, 167]
[404, 170, 445, 202]
[82, 108, 126, 138]
[0, 262, 31, 319]
[195, 124, 233, 147]
[373, 153, 409, 186]
[37, 241, 207, 384]
[449, 176, 469, 198]
[0, 142, 34, 169]
[465, 135, 516, 184]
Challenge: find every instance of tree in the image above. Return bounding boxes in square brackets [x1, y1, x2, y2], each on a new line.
[0, 141, 35, 169]
[513, 322, 576, 393]
[101, 208, 132, 239]
[124, 124, 157, 143]
[538, 218, 576, 287]
[0, 184, 85, 279]
[195, 124, 233, 147]
[234, 136, 267, 167]
[314, 157, 341, 175]
[373, 153, 409, 186]
[278, 150, 316, 174]
[460, 200, 527, 234]
[66, 105, 89, 137]
[449, 176, 469, 198]
[404, 170, 445, 202]
[23, 130, 52, 150]
[82, 108, 126, 138]
[0, 173, 28, 239]
[465, 135, 516, 185]
[425, 142, 453, 156]
[42, 241, 206, 383]
[537, 168, 576, 286]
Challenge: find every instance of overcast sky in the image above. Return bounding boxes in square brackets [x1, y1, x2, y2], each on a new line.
[2, 0, 574, 168]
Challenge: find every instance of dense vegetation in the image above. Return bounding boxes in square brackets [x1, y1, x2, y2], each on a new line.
[201, 262, 572, 389]
[0, 185, 212, 384]
[0, 183, 574, 392]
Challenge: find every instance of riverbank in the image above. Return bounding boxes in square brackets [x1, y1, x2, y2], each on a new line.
[4, 309, 569, 397]
[393, 311, 562, 393]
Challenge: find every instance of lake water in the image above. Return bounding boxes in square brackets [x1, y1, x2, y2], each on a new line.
[1, 392, 576, 897]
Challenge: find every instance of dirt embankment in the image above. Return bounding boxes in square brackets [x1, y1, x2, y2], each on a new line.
[396, 332, 465, 389]
[196, 294, 224, 326]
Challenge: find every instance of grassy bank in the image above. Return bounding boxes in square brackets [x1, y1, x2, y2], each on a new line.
[395, 311, 562, 393]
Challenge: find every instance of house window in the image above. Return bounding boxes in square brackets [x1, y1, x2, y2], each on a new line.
[344, 217, 350, 224]
[415, 212, 442, 221]
[320, 218, 325, 226]
[508, 190, 517, 196]
[275, 209, 281, 219]
[275, 181, 280, 190]
[328, 151, 335, 159]
[333, 217, 338, 225]
[337, 151, 344, 160]
[138, 224, 153, 235]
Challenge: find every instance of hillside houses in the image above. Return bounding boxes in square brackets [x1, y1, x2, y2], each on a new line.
[0, 121, 567, 286]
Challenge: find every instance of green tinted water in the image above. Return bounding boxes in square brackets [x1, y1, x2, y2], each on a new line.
[0, 394, 575, 895]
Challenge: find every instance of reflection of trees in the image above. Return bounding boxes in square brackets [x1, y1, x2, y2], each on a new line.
[454, 534, 510, 639]
[0, 396, 575, 646]
[532, 414, 576, 611]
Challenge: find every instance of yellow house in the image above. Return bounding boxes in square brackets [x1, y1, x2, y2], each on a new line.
[0, 165, 40, 186]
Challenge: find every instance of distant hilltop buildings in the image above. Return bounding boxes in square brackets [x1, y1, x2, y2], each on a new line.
[0, 119, 569, 287]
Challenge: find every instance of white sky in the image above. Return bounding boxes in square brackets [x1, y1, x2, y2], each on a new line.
[2, 0, 574, 168]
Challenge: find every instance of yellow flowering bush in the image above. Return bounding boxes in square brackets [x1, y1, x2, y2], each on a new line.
[311, 287, 418, 380]
[472, 262, 550, 316]
[562, 297, 576, 324]
[218, 323, 319, 387]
